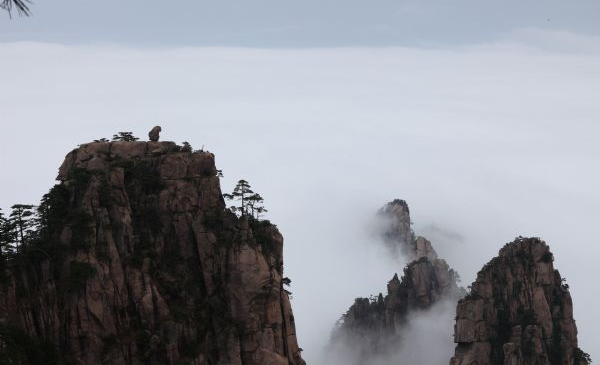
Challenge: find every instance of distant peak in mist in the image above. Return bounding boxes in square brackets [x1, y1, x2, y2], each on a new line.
[326, 199, 463, 365]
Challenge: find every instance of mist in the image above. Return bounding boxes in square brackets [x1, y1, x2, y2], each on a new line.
[320, 204, 460, 365]
[1, 29, 599, 363]
[326, 299, 457, 365]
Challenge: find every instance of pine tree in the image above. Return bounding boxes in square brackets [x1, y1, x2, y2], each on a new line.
[7, 204, 37, 251]
[232, 179, 253, 215]
[246, 193, 268, 219]
[255, 206, 268, 220]
[181, 141, 193, 152]
[223, 180, 268, 218]
[112, 132, 139, 142]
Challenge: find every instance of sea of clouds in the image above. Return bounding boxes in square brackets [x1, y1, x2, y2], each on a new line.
[1, 30, 599, 363]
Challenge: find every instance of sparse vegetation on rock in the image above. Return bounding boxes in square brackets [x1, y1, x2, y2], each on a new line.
[0, 138, 305, 365]
[111, 131, 139, 141]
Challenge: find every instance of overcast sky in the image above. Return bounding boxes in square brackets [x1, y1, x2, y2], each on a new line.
[1, 2, 599, 364]
[2, 0, 600, 46]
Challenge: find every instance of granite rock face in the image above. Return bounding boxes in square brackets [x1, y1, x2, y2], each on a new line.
[450, 237, 589, 365]
[0, 141, 304, 365]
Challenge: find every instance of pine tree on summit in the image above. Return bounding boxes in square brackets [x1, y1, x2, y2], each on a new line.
[112, 132, 139, 142]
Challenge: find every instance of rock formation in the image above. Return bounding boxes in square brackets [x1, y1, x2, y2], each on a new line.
[0, 140, 304, 365]
[450, 237, 590, 365]
[335, 257, 461, 353]
[332, 205, 591, 365]
[149, 126, 162, 142]
[379, 199, 437, 261]
[330, 200, 462, 362]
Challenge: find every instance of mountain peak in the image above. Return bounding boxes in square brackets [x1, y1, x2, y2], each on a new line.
[0, 140, 305, 365]
[450, 237, 589, 365]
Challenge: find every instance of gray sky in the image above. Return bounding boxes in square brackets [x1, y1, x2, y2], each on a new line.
[2, 0, 600, 46]
[1, 2, 600, 364]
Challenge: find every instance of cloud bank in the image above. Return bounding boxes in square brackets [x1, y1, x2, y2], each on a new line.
[1, 30, 599, 363]
[326, 299, 457, 365]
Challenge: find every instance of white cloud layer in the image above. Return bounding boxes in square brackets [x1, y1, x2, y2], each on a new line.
[1, 30, 599, 363]
[325, 299, 457, 365]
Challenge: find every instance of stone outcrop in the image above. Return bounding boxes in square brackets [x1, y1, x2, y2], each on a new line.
[0, 141, 304, 365]
[379, 199, 437, 261]
[379, 199, 414, 255]
[450, 237, 589, 365]
[148, 126, 162, 142]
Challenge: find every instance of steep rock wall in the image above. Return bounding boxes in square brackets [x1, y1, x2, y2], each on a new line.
[0, 141, 305, 365]
[450, 237, 589, 365]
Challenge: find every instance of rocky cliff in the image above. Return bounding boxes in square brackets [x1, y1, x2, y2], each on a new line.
[0, 141, 305, 365]
[330, 199, 462, 362]
[450, 237, 590, 365]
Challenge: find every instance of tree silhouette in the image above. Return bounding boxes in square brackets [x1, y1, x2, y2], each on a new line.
[112, 132, 139, 142]
[223, 180, 268, 218]
[230, 179, 253, 215]
[181, 141, 192, 152]
[255, 206, 268, 219]
[246, 193, 268, 219]
[1, 0, 31, 17]
[6, 204, 37, 251]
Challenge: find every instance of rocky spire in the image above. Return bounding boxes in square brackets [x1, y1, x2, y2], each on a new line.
[379, 199, 437, 261]
[379, 199, 414, 251]
[329, 200, 462, 363]
[0, 140, 305, 365]
[450, 237, 590, 365]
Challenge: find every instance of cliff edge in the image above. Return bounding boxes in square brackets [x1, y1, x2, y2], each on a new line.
[0, 141, 305, 365]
